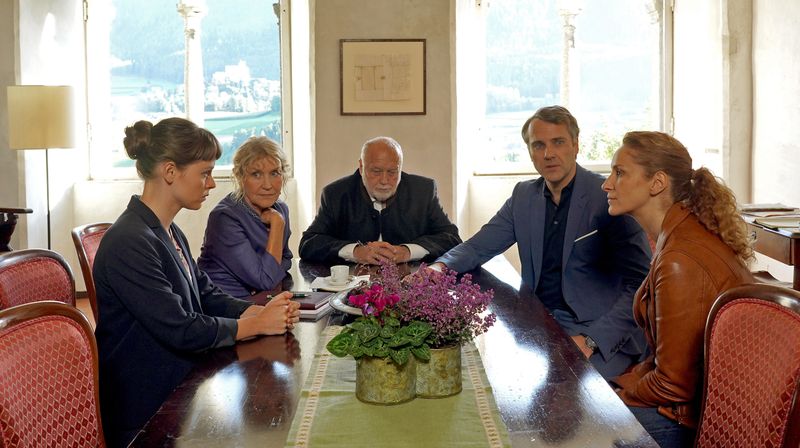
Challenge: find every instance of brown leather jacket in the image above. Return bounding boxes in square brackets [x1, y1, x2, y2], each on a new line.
[613, 204, 753, 428]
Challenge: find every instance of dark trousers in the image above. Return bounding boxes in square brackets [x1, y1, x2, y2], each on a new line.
[629, 405, 696, 448]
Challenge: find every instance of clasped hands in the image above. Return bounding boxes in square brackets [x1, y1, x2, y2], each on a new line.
[238, 292, 301, 340]
[353, 241, 411, 265]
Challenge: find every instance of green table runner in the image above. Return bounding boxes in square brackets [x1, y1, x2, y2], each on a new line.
[285, 327, 511, 447]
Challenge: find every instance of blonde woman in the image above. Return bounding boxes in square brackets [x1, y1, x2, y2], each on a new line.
[602, 131, 754, 447]
[198, 136, 292, 297]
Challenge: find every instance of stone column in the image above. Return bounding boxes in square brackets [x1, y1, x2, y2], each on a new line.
[557, 0, 583, 109]
[177, 0, 207, 126]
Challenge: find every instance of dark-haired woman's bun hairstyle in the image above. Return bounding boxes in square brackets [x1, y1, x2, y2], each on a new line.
[123, 120, 154, 160]
[122, 117, 221, 179]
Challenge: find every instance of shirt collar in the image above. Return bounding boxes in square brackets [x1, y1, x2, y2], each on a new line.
[542, 176, 577, 203]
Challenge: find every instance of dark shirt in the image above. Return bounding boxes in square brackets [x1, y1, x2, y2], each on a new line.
[535, 177, 576, 312]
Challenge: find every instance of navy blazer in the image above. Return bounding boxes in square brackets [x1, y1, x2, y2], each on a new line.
[94, 196, 253, 446]
[437, 165, 652, 359]
[299, 170, 462, 262]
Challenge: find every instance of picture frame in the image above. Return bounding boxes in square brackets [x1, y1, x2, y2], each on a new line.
[340, 39, 426, 115]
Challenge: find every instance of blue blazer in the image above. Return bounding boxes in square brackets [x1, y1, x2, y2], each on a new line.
[438, 165, 651, 359]
[94, 196, 253, 446]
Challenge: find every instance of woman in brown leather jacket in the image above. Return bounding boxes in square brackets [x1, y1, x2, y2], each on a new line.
[601, 131, 754, 448]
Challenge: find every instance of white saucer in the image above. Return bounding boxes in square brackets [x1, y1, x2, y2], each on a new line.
[325, 276, 351, 287]
[311, 274, 370, 292]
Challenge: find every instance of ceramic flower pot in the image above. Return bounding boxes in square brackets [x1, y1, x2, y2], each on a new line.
[355, 356, 416, 405]
[416, 344, 462, 398]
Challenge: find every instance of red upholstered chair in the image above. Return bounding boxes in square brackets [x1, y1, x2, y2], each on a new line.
[71, 223, 112, 322]
[0, 249, 75, 310]
[695, 284, 800, 447]
[0, 301, 105, 447]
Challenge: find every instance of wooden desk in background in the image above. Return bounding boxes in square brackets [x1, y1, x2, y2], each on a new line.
[745, 218, 800, 290]
[129, 259, 657, 448]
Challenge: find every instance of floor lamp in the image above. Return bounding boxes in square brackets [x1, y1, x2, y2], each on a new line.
[6, 85, 75, 250]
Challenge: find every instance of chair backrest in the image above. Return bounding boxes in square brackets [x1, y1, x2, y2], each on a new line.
[696, 284, 800, 448]
[0, 301, 105, 447]
[71, 223, 112, 322]
[0, 249, 75, 310]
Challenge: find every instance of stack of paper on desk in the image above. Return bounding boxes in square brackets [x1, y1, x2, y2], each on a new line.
[741, 203, 800, 217]
[754, 215, 800, 230]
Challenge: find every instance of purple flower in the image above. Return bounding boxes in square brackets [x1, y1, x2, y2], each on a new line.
[375, 261, 496, 348]
[345, 261, 496, 346]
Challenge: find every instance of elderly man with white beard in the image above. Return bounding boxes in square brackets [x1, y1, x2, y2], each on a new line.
[299, 136, 461, 264]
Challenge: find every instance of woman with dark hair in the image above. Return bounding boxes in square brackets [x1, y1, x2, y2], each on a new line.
[198, 136, 292, 297]
[93, 118, 300, 447]
[602, 131, 753, 447]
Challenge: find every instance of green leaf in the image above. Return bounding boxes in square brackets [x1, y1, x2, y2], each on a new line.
[388, 332, 412, 348]
[410, 344, 431, 362]
[326, 333, 353, 357]
[351, 345, 365, 358]
[373, 343, 390, 358]
[405, 321, 433, 341]
[385, 316, 401, 327]
[379, 324, 397, 339]
[357, 322, 380, 343]
[389, 347, 410, 365]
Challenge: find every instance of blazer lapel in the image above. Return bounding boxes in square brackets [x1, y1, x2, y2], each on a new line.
[168, 225, 202, 311]
[562, 169, 589, 271]
[128, 196, 202, 311]
[530, 181, 546, 291]
[154, 225, 201, 311]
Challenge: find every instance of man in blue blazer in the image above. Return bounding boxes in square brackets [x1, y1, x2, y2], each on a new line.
[435, 106, 651, 378]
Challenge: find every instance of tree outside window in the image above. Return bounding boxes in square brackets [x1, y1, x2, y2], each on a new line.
[479, 0, 661, 173]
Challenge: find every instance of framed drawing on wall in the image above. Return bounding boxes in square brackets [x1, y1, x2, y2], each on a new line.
[340, 39, 426, 115]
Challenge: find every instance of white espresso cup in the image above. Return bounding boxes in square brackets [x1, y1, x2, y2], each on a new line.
[329, 265, 350, 285]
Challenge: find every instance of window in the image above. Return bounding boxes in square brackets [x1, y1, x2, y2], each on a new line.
[477, 0, 666, 174]
[85, 0, 287, 178]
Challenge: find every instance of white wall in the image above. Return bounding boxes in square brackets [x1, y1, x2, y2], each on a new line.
[747, 0, 800, 281]
[0, 0, 24, 249]
[752, 1, 800, 205]
[312, 0, 455, 218]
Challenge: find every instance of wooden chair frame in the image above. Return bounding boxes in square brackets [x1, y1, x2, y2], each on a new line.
[72, 223, 112, 322]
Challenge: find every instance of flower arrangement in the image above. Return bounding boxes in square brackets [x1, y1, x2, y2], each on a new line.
[397, 264, 496, 348]
[326, 271, 432, 366]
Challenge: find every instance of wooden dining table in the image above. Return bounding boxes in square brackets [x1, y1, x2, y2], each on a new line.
[129, 257, 657, 447]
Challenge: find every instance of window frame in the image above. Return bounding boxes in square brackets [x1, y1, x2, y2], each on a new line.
[83, 0, 293, 181]
[473, 0, 674, 177]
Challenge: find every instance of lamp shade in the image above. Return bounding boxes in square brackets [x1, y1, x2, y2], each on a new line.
[7, 85, 75, 150]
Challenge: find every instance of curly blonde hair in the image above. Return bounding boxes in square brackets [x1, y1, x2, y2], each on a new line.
[622, 131, 753, 265]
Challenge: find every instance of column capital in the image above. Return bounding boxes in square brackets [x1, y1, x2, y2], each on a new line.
[177, 0, 208, 18]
